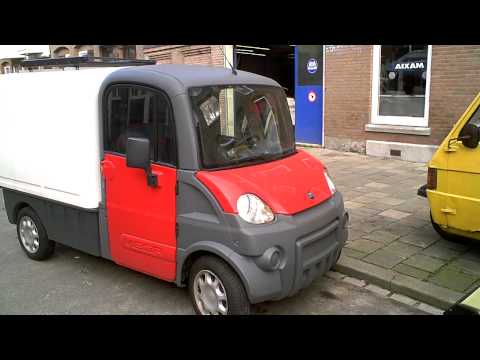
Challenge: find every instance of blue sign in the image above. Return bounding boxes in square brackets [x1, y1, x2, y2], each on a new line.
[307, 58, 318, 74]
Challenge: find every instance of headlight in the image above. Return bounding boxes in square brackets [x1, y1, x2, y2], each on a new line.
[324, 170, 336, 194]
[236, 194, 275, 224]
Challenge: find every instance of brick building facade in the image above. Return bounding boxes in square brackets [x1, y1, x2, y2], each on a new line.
[324, 45, 480, 161]
[143, 45, 480, 162]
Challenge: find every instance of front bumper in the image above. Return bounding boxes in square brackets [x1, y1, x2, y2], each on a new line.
[226, 191, 348, 304]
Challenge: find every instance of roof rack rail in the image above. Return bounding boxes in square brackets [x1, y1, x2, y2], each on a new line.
[20, 56, 156, 69]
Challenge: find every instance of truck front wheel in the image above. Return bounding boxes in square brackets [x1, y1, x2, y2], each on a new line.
[188, 255, 251, 315]
[16, 207, 55, 261]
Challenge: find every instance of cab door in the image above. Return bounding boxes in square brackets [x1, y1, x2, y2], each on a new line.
[444, 94, 480, 237]
[101, 84, 178, 281]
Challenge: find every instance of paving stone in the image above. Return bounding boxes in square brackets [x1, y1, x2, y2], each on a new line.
[398, 233, 438, 249]
[389, 293, 418, 306]
[343, 276, 367, 287]
[346, 239, 384, 254]
[449, 257, 480, 277]
[393, 263, 431, 280]
[363, 202, 393, 211]
[403, 254, 446, 273]
[391, 273, 464, 309]
[325, 271, 345, 281]
[344, 201, 365, 209]
[429, 267, 478, 293]
[367, 192, 389, 199]
[362, 230, 400, 245]
[416, 303, 443, 315]
[342, 247, 368, 259]
[459, 248, 480, 262]
[383, 222, 417, 237]
[365, 284, 391, 297]
[396, 216, 430, 229]
[378, 198, 406, 206]
[364, 250, 405, 269]
[335, 255, 396, 290]
[364, 182, 390, 189]
[378, 209, 411, 220]
[421, 243, 462, 261]
[351, 195, 381, 204]
[436, 239, 470, 252]
[383, 241, 423, 259]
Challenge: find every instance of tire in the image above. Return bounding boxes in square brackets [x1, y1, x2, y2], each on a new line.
[188, 255, 251, 315]
[16, 207, 55, 261]
[430, 212, 471, 245]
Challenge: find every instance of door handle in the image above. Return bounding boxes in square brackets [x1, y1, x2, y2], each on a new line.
[441, 208, 456, 215]
[146, 169, 163, 188]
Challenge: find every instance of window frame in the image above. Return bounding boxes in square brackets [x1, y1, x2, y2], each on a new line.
[102, 82, 178, 168]
[370, 45, 433, 127]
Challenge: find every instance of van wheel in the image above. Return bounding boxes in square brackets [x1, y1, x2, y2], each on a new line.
[430, 212, 470, 245]
[188, 255, 251, 315]
[16, 207, 55, 261]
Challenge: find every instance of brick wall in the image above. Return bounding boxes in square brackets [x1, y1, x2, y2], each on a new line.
[324, 45, 373, 153]
[143, 45, 225, 67]
[324, 45, 480, 153]
[428, 45, 480, 144]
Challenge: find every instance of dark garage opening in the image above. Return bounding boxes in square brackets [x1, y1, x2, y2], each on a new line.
[234, 45, 295, 98]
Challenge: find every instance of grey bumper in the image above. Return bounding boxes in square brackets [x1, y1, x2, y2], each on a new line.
[227, 191, 348, 304]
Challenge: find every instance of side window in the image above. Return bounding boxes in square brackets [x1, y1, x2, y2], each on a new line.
[467, 107, 480, 127]
[104, 85, 177, 166]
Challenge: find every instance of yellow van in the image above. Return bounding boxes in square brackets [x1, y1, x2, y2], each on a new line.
[418, 93, 480, 242]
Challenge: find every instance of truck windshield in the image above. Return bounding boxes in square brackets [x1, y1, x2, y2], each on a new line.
[189, 85, 295, 169]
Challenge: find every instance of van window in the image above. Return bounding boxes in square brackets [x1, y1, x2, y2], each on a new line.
[467, 107, 480, 126]
[104, 85, 177, 166]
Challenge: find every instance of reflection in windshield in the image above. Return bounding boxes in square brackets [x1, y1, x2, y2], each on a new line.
[190, 85, 295, 169]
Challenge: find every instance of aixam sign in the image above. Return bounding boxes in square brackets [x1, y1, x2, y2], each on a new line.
[394, 62, 425, 70]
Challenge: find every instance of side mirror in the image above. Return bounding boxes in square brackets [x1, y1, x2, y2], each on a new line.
[459, 123, 480, 149]
[126, 137, 157, 187]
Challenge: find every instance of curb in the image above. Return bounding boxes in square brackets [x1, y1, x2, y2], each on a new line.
[334, 255, 464, 310]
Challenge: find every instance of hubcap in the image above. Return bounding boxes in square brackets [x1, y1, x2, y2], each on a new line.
[193, 270, 228, 315]
[19, 216, 40, 254]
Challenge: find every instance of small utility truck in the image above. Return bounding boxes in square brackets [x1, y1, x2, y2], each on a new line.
[0, 58, 348, 314]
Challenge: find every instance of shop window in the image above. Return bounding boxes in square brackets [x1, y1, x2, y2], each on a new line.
[371, 45, 432, 127]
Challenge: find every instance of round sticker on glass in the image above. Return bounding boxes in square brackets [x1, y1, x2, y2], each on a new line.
[307, 58, 318, 74]
[308, 91, 316, 102]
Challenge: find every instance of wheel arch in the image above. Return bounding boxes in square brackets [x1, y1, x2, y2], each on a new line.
[177, 241, 283, 304]
[177, 242, 252, 299]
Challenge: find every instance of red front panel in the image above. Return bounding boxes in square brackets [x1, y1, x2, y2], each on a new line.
[196, 149, 332, 216]
[101, 154, 177, 281]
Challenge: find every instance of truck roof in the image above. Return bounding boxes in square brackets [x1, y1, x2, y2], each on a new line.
[102, 64, 281, 97]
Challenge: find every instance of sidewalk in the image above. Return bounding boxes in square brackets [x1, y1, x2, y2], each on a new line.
[304, 146, 480, 310]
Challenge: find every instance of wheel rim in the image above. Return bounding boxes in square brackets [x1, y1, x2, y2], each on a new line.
[19, 216, 40, 254]
[193, 270, 228, 315]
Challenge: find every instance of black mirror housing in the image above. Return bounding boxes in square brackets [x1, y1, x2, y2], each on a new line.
[126, 137, 150, 170]
[460, 123, 480, 149]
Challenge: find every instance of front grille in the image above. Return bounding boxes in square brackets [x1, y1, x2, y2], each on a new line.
[292, 218, 341, 293]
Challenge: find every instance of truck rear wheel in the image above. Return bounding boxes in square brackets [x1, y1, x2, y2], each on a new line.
[188, 255, 251, 315]
[16, 207, 55, 261]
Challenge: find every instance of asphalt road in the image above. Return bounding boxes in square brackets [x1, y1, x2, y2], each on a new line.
[0, 194, 425, 315]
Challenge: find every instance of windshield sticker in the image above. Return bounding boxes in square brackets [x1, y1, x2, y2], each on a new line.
[235, 86, 255, 96]
[199, 96, 220, 126]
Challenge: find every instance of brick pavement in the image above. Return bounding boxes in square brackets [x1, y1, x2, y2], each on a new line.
[305, 146, 480, 309]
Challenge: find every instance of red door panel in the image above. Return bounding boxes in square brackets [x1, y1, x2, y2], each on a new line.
[101, 153, 177, 281]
